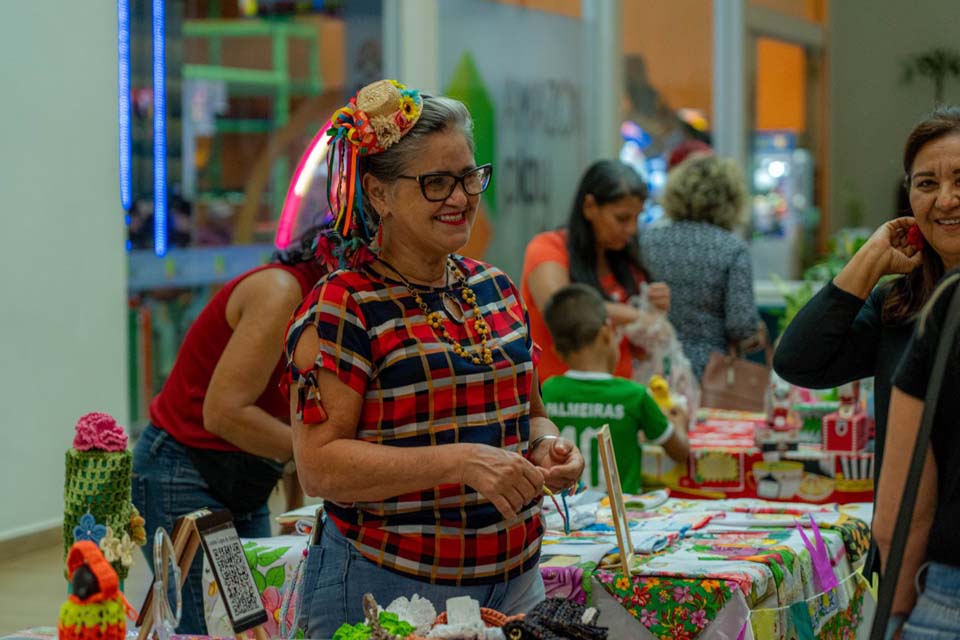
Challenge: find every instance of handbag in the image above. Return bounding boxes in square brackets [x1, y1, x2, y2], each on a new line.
[700, 347, 771, 413]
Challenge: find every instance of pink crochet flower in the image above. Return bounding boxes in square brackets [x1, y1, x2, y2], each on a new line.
[73, 412, 128, 452]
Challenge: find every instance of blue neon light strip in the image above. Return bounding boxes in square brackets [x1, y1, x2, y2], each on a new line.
[152, 0, 167, 256]
[118, 0, 132, 212]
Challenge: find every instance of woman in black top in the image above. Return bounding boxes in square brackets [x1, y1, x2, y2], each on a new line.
[773, 106, 960, 471]
[874, 270, 960, 639]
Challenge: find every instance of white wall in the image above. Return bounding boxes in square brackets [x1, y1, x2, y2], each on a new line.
[0, 2, 127, 540]
[829, 0, 960, 231]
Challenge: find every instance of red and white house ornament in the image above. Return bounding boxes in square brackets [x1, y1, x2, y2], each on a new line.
[822, 382, 869, 453]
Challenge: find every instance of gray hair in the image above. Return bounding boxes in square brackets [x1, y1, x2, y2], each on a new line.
[359, 95, 474, 222]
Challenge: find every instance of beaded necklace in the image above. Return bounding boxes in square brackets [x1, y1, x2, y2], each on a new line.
[375, 255, 494, 366]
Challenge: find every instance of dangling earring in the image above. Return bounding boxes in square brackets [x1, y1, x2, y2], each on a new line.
[374, 217, 384, 252]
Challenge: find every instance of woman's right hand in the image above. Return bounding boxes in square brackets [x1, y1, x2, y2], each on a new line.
[834, 217, 923, 299]
[460, 444, 544, 521]
[864, 217, 924, 275]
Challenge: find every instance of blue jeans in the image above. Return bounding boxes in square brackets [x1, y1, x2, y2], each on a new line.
[132, 424, 272, 635]
[298, 519, 546, 638]
[902, 562, 960, 639]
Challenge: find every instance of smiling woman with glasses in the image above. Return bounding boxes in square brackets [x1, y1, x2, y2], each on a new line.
[283, 80, 583, 637]
[398, 163, 493, 202]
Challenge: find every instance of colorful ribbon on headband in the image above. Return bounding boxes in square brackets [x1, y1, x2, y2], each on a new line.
[323, 79, 423, 246]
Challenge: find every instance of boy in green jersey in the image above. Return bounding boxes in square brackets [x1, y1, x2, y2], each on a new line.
[541, 284, 690, 493]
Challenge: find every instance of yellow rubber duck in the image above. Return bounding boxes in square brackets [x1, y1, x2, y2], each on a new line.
[643, 375, 685, 491]
[648, 375, 674, 412]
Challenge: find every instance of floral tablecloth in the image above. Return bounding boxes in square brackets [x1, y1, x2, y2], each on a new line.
[589, 498, 873, 639]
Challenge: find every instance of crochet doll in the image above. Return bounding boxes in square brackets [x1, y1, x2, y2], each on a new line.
[58, 540, 136, 640]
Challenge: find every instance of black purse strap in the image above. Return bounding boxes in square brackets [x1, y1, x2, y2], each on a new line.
[870, 283, 960, 639]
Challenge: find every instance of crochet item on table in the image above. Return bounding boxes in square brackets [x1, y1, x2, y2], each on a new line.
[63, 413, 143, 581]
[331, 594, 418, 640]
[501, 598, 608, 640]
[58, 540, 135, 640]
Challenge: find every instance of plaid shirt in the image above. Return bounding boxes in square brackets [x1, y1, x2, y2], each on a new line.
[284, 255, 543, 585]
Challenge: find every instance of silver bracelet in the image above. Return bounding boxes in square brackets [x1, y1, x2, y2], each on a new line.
[529, 434, 559, 453]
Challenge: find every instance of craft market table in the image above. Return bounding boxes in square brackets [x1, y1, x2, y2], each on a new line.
[192, 492, 873, 639]
[1, 493, 873, 640]
[586, 496, 873, 639]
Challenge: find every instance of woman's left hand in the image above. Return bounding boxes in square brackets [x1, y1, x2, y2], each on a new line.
[529, 438, 585, 492]
[647, 282, 671, 312]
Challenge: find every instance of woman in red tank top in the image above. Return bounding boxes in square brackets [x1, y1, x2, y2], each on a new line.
[131, 236, 326, 635]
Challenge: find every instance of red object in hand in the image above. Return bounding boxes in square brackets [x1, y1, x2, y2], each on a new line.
[907, 224, 925, 250]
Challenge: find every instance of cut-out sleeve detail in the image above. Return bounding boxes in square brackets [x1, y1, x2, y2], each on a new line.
[282, 275, 371, 423]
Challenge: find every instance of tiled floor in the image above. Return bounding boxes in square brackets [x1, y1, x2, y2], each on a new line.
[0, 488, 303, 635]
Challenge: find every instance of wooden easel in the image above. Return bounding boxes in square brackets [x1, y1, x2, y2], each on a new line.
[137, 509, 268, 640]
[597, 424, 635, 577]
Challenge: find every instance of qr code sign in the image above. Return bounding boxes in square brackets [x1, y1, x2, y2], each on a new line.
[205, 526, 264, 621]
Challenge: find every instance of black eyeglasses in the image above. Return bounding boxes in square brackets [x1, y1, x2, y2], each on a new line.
[398, 164, 493, 202]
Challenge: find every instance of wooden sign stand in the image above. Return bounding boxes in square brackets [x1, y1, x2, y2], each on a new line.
[597, 424, 634, 577]
[136, 509, 268, 640]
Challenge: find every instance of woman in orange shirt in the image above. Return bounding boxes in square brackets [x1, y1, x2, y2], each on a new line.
[521, 159, 670, 381]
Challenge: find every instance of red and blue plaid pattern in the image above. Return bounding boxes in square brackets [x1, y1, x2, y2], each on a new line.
[284, 255, 543, 584]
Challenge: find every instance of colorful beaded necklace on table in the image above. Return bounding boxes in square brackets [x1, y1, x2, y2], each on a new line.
[375, 255, 494, 366]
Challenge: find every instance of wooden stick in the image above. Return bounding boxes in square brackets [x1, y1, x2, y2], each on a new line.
[136, 608, 153, 640]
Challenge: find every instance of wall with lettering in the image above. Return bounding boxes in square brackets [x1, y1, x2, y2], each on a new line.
[439, 1, 589, 280]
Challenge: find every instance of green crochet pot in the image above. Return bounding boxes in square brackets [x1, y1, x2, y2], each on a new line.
[63, 449, 133, 580]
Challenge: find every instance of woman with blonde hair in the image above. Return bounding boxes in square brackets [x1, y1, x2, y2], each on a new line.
[639, 155, 764, 379]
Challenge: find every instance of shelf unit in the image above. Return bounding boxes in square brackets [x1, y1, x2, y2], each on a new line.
[182, 17, 323, 218]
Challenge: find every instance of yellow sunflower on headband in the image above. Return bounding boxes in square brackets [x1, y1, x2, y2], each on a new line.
[400, 94, 420, 122]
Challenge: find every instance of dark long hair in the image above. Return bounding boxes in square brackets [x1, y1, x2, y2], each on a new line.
[271, 224, 325, 266]
[882, 106, 960, 324]
[566, 160, 649, 298]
